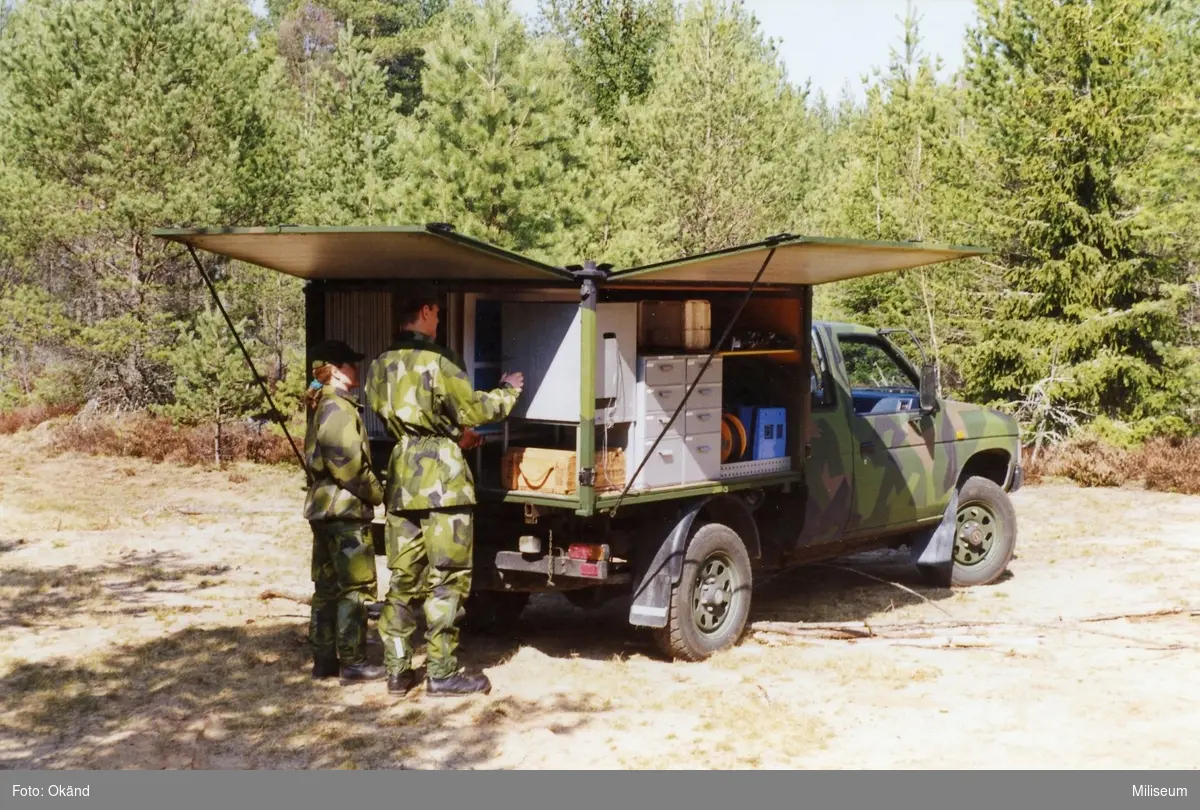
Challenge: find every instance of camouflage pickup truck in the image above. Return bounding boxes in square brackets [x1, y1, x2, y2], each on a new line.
[157, 225, 1023, 661]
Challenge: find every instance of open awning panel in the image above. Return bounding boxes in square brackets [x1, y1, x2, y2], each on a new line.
[607, 235, 987, 286]
[152, 226, 574, 283]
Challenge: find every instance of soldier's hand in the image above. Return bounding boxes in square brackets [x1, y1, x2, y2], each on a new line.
[500, 371, 524, 391]
[458, 427, 484, 450]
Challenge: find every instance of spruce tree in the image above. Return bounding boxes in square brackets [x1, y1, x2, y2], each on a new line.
[963, 0, 1191, 436]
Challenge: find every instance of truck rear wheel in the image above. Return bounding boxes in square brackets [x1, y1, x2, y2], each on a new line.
[653, 523, 752, 661]
[949, 476, 1017, 587]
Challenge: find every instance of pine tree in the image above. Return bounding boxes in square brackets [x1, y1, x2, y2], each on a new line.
[537, 0, 674, 118]
[294, 22, 403, 225]
[272, 0, 448, 114]
[821, 4, 998, 393]
[394, 0, 594, 258]
[625, 0, 815, 259]
[962, 0, 1191, 437]
[0, 0, 295, 408]
[157, 308, 266, 465]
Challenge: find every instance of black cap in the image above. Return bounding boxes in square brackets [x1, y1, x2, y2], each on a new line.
[310, 339, 365, 371]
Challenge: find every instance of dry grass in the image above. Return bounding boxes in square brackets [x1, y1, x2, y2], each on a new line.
[2, 433, 1200, 770]
[0, 404, 77, 435]
[48, 411, 301, 468]
[1024, 437, 1200, 495]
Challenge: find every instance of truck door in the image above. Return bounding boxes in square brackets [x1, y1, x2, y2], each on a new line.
[834, 331, 937, 532]
[797, 327, 856, 547]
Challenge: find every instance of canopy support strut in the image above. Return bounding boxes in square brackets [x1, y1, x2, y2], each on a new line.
[609, 244, 781, 517]
[185, 245, 311, 483]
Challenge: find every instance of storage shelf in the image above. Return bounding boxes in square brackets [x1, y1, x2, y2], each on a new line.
[717, 349, 800, 358]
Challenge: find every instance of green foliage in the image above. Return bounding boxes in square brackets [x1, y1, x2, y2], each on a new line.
[294, 22, 403, 224]
[961, 0, 1190, 436]
[0, 0, 294, 408]
[625, 0, 815, 259]
[274, 0, 447, 113]
[395, 0, 595, 258]
[1, 0, 1197, 446]
[0, 284, 74, 406]
[156, 308, 266, 464]
[537, 0, 674, 118]
[820, 4, 999, 392]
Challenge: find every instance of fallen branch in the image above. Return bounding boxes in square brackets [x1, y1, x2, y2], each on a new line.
[1076, 607, 1199, 623]
[814, 563, 956, 619]
[748, 604, 1200, 652]
[258, 588, 311, 605]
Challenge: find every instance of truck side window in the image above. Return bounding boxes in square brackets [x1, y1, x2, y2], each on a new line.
[837, 336, 919, 416]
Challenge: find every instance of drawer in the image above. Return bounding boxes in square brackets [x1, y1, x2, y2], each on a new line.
[641, 383, 684, 415]
[640, 412, 684, 443]
[642, 356, 686, 386]
[683, 432, 721, 483]
[686, 356, 722, 384]
[684, 407, 721, 434]
[631, 437, 683, 490]
[684, 380, 722, 410]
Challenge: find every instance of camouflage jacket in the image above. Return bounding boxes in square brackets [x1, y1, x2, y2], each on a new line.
[303, 385, 384, 521]
[364, 330, 520, 511]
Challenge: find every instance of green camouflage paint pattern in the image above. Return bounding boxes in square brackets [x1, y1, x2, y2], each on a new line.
[303, 385, 384, 521]
[798, 322, 1020, 547]
[308, 519, 378, 666]
[378, 508, 474, 679]
[363, 330, 520, 511]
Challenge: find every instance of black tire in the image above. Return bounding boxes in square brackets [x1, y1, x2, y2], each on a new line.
[653, 523, 753, 661]
[949, 476, 1017, 587]
[463, 591, 530, 637]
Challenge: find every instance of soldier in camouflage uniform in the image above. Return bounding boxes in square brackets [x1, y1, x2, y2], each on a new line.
[303, 340, 387, 684]
[364, 289, 523, 697]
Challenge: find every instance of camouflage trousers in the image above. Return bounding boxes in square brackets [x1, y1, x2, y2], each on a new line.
[379, 508, 473, 680]
[308, 520, 378, 666]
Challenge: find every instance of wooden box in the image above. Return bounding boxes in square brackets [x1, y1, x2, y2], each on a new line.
[638, 300, 711, 352]
[502, 447, 626, 494]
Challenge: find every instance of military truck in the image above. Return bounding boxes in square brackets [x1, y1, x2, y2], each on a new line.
[154, 225, 1023, 661]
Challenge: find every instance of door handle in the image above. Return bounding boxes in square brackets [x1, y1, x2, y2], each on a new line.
[860, 441, 876, 455]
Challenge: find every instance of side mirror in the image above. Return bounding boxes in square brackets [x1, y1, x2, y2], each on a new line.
[919, 364, 939, 414]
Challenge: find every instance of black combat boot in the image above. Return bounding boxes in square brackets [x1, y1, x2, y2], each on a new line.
[311, 655, 340, 679]
[340, 662, 387, 683]
[387, 669, 418, 696]
[427, 669, 491, 697]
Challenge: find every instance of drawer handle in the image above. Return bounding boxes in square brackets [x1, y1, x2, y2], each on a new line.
[696, 413, 712, 421]
[658, 450, 674, 459]
[660, 364, 674, 372]
[698, 387, 712, 395]
[697, 445, 712, 453]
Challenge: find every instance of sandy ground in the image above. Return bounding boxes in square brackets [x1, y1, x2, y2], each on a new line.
[1, 429, 1198, 770]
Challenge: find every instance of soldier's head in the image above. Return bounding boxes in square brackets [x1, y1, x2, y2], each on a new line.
[307, 339, 365, 407]
[397, 285, 440, 338]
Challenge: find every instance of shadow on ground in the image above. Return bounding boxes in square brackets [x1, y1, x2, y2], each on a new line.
[461, 546, 973, 664]
[0, 621, 606, 770]
[0, 550, 230, 631]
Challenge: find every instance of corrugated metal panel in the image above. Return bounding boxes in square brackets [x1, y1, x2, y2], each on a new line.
[325, 290, 393, 440]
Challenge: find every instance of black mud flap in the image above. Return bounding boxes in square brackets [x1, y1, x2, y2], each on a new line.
[909, 489, 958, 587]
[627, 507, 700, 628]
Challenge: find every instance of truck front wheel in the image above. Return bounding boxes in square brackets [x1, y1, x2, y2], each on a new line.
[653, 523, 752, 661]
[949, 476, 1017, 587]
